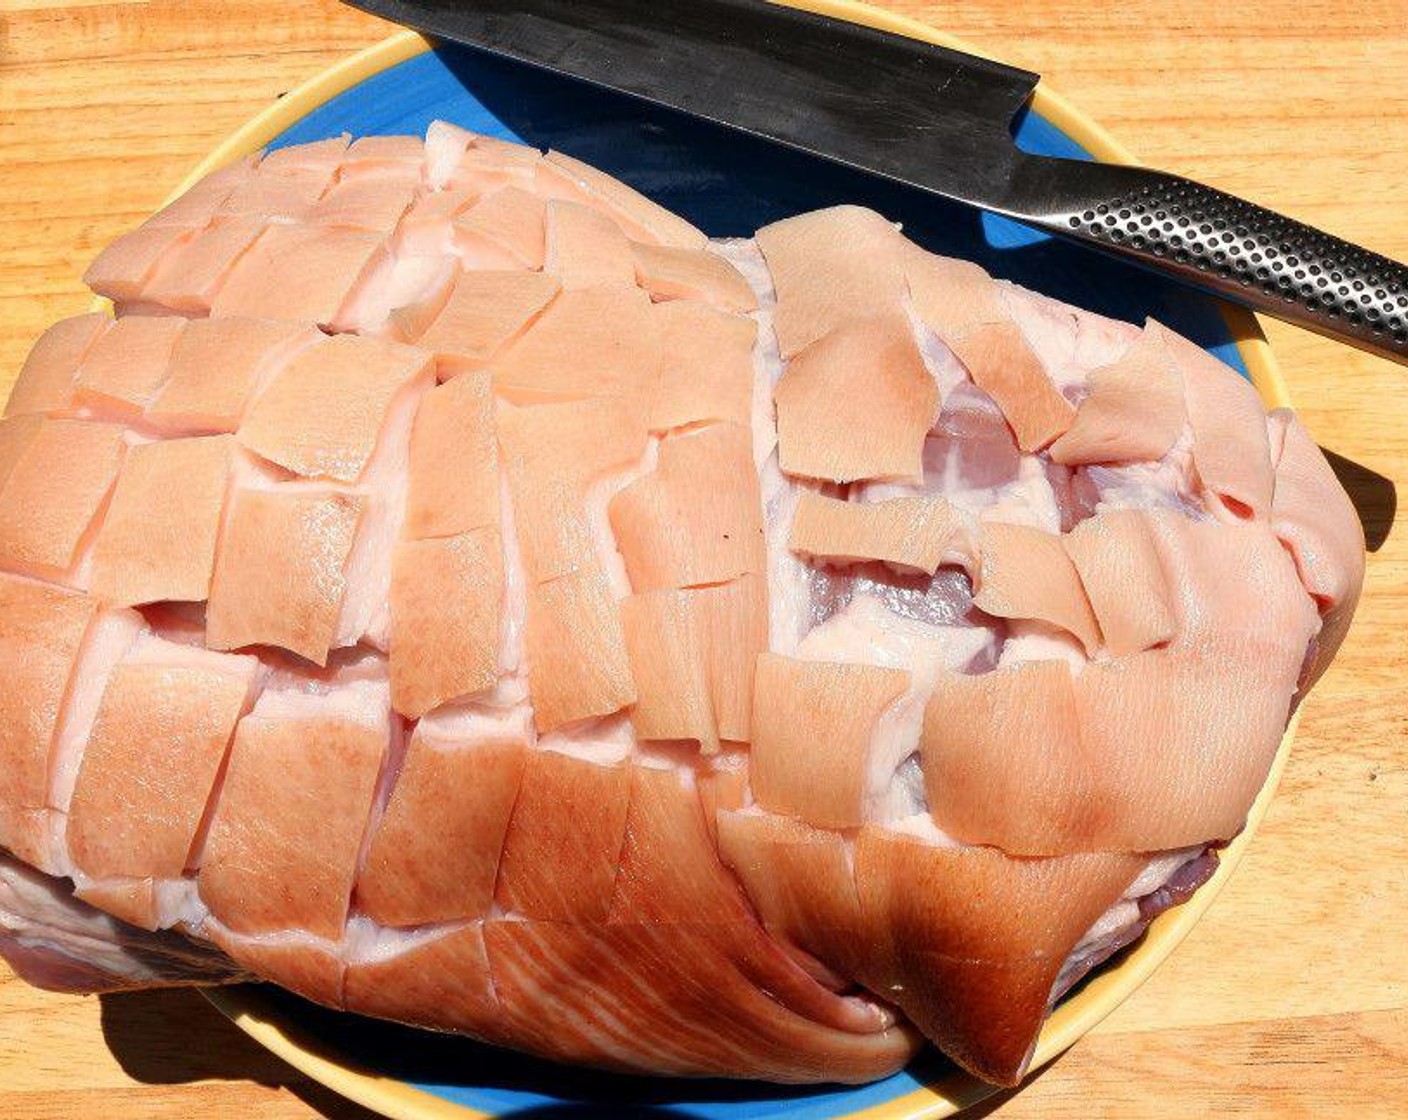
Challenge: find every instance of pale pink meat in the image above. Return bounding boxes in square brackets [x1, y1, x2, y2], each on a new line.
[0, 127, 1363, 1091]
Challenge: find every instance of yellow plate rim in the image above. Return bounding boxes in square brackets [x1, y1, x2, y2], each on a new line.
[181, 6, 1295, 1119]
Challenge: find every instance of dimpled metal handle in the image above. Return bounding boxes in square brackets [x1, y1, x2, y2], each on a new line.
[1006, 157, 1408, 364]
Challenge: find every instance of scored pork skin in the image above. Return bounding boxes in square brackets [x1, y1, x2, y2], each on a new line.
[0, 123, 1363, 1088]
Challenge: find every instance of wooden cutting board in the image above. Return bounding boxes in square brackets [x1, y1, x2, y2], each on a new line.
[0, 2, 1404, 1117]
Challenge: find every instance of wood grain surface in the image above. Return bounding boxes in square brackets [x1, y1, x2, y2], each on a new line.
[1, 1, 1405, 1117]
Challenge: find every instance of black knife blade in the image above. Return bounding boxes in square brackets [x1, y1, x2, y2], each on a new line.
[349, 0, 1408, 366]
[356, 0, 1039, 208]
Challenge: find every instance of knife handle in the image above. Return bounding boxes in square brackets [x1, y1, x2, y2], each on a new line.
[1008, 157, 1408, 365]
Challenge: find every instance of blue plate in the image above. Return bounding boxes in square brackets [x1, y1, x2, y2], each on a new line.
[204, 28, 1276, 1120]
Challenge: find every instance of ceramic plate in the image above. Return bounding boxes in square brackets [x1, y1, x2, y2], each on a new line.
[177, 6, 1293, 1117]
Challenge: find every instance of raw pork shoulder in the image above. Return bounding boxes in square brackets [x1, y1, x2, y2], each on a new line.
[0, 124, 1362, 1087]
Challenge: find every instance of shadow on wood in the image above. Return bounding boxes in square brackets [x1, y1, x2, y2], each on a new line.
[98, 989, 381, 1119]
[1322, 447, 1395, 552]
[960, 1048, 1068, 1119]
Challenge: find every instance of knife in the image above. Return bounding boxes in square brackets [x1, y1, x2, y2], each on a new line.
[347, 0, 1408, 366]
